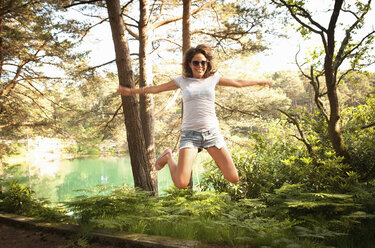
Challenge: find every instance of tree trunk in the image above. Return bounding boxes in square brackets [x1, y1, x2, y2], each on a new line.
[182, 0, 193, 188]
[182, 0, 192, 55]
[325, 64, 351, 161]
[139, 0, 158, 192]
[106, 0, 158, 194]
[0, 16, 3, 77]
[324, 0, 351, 162]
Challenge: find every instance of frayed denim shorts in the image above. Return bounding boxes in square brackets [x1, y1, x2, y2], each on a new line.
[179, 129, 226, 152]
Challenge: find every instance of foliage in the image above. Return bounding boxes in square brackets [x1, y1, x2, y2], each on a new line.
[1, 179, 375, 247]
[264, 183, 375, 248]
[0, 0, 89, 138]
[64, 185, 308, 247]
[204, 0, 284, 57]
[270, 0, 374, 161]
[271, 70, 308, 108]
[0, 180, 67, 222]
[61, 182, 375, 247]
[201, 116, 360, 200]
[343, 94, 375, 180]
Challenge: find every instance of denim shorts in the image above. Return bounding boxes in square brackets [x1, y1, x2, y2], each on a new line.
[179, 129, 226, 152]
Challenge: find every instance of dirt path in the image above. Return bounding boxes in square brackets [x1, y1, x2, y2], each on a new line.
[0, 222, 117, 248]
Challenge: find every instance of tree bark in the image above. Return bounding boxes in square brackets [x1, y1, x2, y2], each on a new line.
[324, 0, 350, 161]
[182, 0, 192, 55]
[106, 0, 157, 194]
[182, 0, 193, 188]
[0, 16, 3, 77]
[139, 0, 158, 192]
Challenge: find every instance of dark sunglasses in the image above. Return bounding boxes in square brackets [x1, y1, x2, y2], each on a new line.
[192, 60, 208, 67]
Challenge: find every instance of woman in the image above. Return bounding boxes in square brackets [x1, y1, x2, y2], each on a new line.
[117, 44, 271, 189]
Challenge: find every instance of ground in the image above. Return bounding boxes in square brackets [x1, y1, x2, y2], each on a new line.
[0, 222, 117, 248]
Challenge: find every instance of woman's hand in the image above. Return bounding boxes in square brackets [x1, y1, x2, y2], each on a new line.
[117, 86, 132, 96]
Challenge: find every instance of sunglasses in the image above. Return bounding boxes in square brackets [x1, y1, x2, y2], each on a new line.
[192, 60, 208, 67]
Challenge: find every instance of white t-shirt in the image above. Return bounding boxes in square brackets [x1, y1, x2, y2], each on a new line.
[174, 74, 221, 131]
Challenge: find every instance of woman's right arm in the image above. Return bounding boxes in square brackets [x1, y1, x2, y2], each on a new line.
[117, 80, 178, 96]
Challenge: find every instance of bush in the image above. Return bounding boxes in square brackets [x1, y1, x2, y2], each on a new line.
[0, 180, 67, 222]
[343, 94, 375, 180]
[0, 180, 34, 213]
[201, 120, 359, 200]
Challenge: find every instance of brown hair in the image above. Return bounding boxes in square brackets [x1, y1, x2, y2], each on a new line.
[183, 44, 216, 78]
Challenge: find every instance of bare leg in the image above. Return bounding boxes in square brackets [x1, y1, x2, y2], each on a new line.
[206, 146, 239, 183]
[157, 147, 198, 189]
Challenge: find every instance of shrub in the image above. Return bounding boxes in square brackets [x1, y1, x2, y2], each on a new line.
[0, 180, 35, 213]
[201, 121, 358, 199]
[343, 94, 375, 180]
[0, 180, 67, 222]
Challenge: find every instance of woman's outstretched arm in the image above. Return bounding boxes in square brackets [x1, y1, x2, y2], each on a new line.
[218, 77, 272, 88]
[117, 80, 178, 96]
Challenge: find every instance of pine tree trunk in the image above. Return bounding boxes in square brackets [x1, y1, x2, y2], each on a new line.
[106, 0, 158, 194]
[182, 0, 193, 188]
[139, 0, 158, 193]
[182, 0, 192, 55]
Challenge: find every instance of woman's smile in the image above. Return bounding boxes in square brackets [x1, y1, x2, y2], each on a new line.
[190, 53, 208, 79]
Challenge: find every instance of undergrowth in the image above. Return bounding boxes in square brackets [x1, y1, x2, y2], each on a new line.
[1, 180, 375, 247]
[64, 183, 375, 247]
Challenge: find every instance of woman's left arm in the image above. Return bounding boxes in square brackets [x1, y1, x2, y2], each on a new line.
[218, 77, 272, 88]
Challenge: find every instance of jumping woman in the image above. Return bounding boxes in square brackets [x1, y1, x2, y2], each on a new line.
[117, 44, 272, 189]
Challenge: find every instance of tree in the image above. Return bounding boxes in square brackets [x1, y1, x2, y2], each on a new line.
[0, 0, 88, 136]
[105, 0, 157, 194]
[182, 0, 193, 188]
[139, 0, 158, 192]
[182, 0, 192, 55]
[271, 0, 375, 161]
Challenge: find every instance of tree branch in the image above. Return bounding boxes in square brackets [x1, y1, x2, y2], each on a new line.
[295, 45, 311, 80]
[361, 122, 375, 130]
[125, 24, 139, 39]
[100, 103, 123, 131]
[152, 0, 216, 30]
[309, 67, 329, 123]
[271, 0, 326, 34]
[334, 0, 373, 71]
[339, 30, 375, 71]
[64, 0, 103, 8]
[278, 109, 313, 154]
[271, 0, 328, 55]
[87, 59, 116, 70]
[152, 38, 182, 49]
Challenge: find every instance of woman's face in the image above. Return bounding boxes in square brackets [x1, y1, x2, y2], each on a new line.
[189, 53, 208, 79]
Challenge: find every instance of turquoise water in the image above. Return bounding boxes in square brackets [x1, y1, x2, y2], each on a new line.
[3, 157, 174, 203]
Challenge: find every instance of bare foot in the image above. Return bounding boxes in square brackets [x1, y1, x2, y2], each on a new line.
[155, 149, 172, 170]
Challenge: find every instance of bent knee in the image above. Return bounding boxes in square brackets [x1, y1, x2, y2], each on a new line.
[173, 178, 191, 189]
[174, 181, 190, 189]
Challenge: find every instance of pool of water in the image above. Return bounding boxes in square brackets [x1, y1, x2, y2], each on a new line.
[2, 157, 174, 203]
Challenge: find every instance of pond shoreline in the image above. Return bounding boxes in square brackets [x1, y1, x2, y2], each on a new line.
[1, 156, 174, 203]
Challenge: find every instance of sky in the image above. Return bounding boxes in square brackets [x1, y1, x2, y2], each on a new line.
[81, 0, 375, 74]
